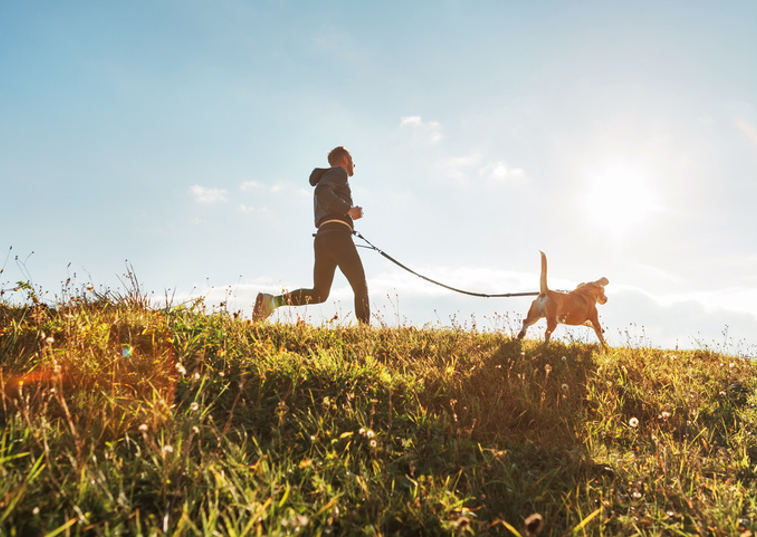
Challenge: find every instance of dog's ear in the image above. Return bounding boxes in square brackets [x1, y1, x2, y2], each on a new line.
[596, 277, 609, 287]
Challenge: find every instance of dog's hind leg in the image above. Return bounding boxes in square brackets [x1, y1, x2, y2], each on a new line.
[544, 317, 558, 344]
[517, 310, 542, 340]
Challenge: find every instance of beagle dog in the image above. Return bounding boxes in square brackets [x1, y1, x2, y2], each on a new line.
[517, 251, 609, 348]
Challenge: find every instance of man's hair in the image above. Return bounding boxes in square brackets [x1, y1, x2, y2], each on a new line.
[327, 146, 351, 166]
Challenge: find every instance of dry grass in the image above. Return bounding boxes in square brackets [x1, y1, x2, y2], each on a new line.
[1, 286, 756, 536]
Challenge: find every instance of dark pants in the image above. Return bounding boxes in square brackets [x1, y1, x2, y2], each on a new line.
[282, 228, 370, 324]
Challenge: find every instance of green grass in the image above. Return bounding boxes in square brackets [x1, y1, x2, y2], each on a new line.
[1, 287, 757, 536]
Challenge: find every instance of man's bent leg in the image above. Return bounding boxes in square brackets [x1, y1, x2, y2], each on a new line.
[278, 234, 338, 307]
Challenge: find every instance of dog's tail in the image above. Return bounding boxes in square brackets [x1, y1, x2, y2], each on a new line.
[539, 250, 548, 295]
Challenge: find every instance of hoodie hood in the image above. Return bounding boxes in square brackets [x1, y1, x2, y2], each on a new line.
[309, 168, 329, 186]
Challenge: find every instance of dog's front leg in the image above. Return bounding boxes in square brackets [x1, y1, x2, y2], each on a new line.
[586, 315, 607, 348]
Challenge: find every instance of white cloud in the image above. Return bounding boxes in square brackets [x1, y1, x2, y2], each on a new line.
[400, 116, 442, 144]
[190, 185, 228, 203]
[240, 180, 265, 191]
[442, 154, 528, 186]
[480, 161, 527, 185]
[442, 153, 482, 183]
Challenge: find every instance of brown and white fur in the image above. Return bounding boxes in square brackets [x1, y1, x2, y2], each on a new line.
[517, 251, 609, 348]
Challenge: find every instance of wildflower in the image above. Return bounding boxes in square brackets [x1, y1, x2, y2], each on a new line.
[192, 426, 200, 434]
[281, 514, 309, 529]
[524, 513, 543, 535]
[175, 363, 187, 375]
[138, 424, 148, 433]
[659, 411, 671, 420]
[162, 445, 174, 454]
[45, 336, 55, 345]
[561, 383, 569, 391]
[369, 440, 377, 448]
[629, 417, 639, 428]
[190, 402, 200, 412]
[359, 428, 366, 436]
[366, 429, 375, 439]
[561, 356, 567, 362]
[193, 372, 201, 381]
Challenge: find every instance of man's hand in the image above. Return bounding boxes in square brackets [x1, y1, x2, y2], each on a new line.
[348, 206, 364, 220]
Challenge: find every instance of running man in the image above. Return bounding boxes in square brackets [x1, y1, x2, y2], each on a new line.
[253, 146, 370, 324]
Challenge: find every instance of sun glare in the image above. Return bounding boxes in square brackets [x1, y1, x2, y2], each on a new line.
[583, 168, 661, 239]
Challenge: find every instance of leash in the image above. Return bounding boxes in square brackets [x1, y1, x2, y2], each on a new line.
[353, 230, 540, 298]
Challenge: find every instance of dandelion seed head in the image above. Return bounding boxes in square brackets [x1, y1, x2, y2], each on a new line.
[544, 364, 552, 374]
[629, 417, 639, 428]
[190, 402, 200, 412]
[369, 440, 377, 448]
[561, 383, 569, 391]
[162, 445, 173, 454]
[524, 512, 543, 535]
[366, 429, 375, 439]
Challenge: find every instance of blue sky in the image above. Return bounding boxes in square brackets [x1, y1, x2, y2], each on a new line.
[2, 1, 757, 352]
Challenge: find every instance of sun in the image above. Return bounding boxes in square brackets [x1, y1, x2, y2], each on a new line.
[582, 167, 661, 239]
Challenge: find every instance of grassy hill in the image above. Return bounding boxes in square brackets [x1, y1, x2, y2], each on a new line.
[1, 289, 756, 536]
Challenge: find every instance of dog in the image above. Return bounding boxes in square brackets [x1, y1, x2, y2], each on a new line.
[517, 251, 609, 348]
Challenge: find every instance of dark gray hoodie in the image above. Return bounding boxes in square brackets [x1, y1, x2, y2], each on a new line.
[309, 167, 354, 229]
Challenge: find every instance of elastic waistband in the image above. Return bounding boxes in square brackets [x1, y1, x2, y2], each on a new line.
[318, 219, 353, 231]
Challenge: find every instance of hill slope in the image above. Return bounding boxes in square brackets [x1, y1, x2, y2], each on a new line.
[1, 297, 756, 536]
